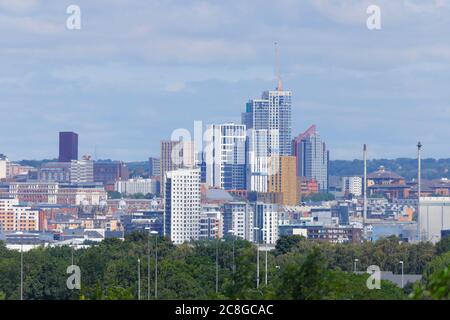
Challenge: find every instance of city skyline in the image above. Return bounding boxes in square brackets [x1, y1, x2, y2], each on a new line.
[1, 1, 450, 161]
[2, 1, 450, 305]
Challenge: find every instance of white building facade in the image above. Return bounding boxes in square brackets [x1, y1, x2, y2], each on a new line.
[164, 168, 201, 244]
[247, 129, 269, 192]
[342, 176, 362, 197]
[223, 201, 254, 242]
[419, 197, 450, 243]
[254, 202, 279, 245]
[199, 204, 223, 240]
[70, 159, 94, 183]
[0, 198, 39, 232]
[205, 123, 247, 190]
[115, 178, 158, 195]
[0, 155, 8, 180]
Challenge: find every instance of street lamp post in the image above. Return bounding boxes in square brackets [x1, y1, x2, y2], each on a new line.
[400, 261, 404, 289]
[137, 258, 141, 300]
[254, 227, 260, 289]
[146, 227, 151, 300]
[151, 230, 159, 299]
[212, 227, 219, 294]
[228, 230, 236, 275]
[417, 142, 422, 241]
[216, 238, 219, 294]
[354, 258, 359, 273]
[260, 228, 268, 286]
[20, 242, 23, 301]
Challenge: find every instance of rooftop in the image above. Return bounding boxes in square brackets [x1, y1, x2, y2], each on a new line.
[367, 166, 404, 180]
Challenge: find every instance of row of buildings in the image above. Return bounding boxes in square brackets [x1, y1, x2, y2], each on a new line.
[0, 154, 36, 181]
[340, 166, 450, 200]
[0, 182, 107, 206]
[156, 85, 329, 210]
[0, 82, 334, 247]
[3, 80, 449, 247]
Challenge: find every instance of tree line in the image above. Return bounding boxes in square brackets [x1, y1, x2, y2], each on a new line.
[0, 234, 449, 300]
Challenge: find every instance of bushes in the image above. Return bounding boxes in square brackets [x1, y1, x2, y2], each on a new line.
[0, 235, 445, 300]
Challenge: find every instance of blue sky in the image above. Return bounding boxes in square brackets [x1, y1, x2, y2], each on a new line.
[1, 0, 450, 161]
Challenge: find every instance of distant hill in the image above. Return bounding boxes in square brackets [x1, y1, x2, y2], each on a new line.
[330, 158, 450, 180]
[17, 159, 57, 168]
[126, 161, 150, 177]
[15, 158, 450, 181]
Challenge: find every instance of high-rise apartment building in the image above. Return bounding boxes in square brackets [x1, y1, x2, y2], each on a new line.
[59, 132, 78, 162]
[160, 140, 196, 196]
[164, 168, 201, 244]
[293, 125, 329, 192]
[247, 129, 269, 192]
[268, 155, 298, 206]
[242, 87, 292, 156]
[205, 123, 247, 190]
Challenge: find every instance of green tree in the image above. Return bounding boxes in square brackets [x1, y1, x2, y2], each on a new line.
[412, 267, 450, 300]
[274, 235, 306, 255]
[302, 193, 335, 202]
[103, 286, 134, 300]
[274, 248, 328, 299]
[107, 191, 122, 199]
[422, 252, 450, 281]
[436, 236, 450, 255]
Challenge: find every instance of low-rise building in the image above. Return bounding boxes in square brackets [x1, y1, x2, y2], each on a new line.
[279, 223, 362, 244]
[223, 201, 254, 242]
[2, 182, 106, 206]
[94, 160, 129, 185]
[199, 204, 222, 240]
[114, 178, 159, 195]
[0, 197, 39, 232]
[342, 176, 362, 197]
[120, 210, 163, 235]
[419, 197, 450, 243]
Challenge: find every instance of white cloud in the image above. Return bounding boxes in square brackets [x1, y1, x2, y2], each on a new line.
[0, 15, 61, 34]
[1, 0, 450, 160]
[310, 0, 450, 26]
[0, 0, 38, 13]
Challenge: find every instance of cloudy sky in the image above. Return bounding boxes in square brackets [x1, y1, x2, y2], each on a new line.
[1, 0, 449, 161]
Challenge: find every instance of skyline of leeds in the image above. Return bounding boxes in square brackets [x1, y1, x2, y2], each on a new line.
[1, 1, 450, 305]
[1, 1, 450, 161]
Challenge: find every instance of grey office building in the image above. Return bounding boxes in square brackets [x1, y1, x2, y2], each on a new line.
[148, 157, 161, 177]
[293, 125, 329, 192]
[242, 89, 292, 156]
